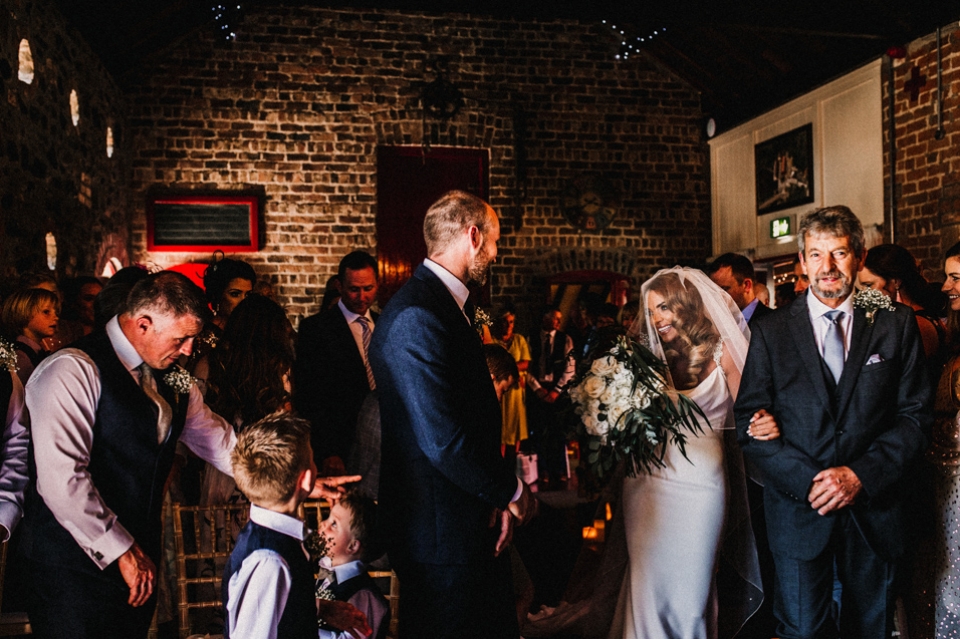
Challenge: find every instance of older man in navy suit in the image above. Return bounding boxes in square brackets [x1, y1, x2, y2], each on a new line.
[370, 191, 534, 639]
[735, 206, 932, 639]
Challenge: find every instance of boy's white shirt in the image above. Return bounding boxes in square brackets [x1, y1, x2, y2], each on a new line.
[226, 504, 307, 639]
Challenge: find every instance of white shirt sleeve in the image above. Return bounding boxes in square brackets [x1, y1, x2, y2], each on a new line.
[25, 350, 135, 569]
[555, 335, 577, 391]
[226, 549, 293, 639]
[0, 372, 30, 540]
[178, 383, 237, 476]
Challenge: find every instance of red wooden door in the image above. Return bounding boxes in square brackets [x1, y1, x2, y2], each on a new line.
[376, 146, 489, 305]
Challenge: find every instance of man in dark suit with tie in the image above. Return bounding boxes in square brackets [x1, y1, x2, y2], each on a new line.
[295, 251, 379, 475]
[527, 307, 575, 486]
[708, 251, 775, 639]
[707, 252, 773, 324]
[370, 190, 534, 639]
[734, 206, 932, 639]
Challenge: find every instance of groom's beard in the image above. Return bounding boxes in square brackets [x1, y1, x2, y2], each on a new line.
[467, 244, 492, 286]
[811, 269, 853, 300]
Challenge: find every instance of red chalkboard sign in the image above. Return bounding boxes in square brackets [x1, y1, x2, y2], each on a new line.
[147, 194, 261, 253]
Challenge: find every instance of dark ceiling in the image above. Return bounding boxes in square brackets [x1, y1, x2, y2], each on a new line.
[54, 0, 960, 131]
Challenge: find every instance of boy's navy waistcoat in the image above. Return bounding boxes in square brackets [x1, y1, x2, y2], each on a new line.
[223, 520, 316, 639]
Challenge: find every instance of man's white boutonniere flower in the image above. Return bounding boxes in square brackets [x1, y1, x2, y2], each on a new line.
[473, 306, 491, 329]
[853, 288, 895, 325]
[163, 366, 196, 394]
[0, 338, 17, 373]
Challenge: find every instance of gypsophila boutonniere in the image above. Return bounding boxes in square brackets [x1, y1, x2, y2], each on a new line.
[853, 288, 895, 325]
[162, 366, 196, 394]
[0, 338, 17, 373]
[473, 306, 491, 335]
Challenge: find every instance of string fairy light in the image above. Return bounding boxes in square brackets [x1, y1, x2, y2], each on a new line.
[212, 4, 242, 41]
[601, 19, 667, 60]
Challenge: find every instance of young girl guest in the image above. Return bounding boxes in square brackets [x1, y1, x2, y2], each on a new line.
[0, 288, 60, 385]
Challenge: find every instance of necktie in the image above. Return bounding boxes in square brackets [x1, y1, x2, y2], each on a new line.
[355, 316, 376, 390]
[138, 363, 173, 444]
[822, 309, 845, 384]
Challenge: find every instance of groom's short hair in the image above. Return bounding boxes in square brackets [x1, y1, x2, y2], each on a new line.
[798, 206, 865, 257]
[423, 190, 492, 256]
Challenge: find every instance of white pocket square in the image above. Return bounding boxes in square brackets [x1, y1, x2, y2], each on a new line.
[865, 354, 884, 365]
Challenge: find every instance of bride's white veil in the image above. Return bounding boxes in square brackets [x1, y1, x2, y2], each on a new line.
[635, 267, 750, 387]
[523, 266, 763, 639]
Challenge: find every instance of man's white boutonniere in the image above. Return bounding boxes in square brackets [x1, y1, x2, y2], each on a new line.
[853, 288, 895, 325]
[0, 338, 17, 373]
[473, 306, 492, 335]
[163, 366, 196, 395]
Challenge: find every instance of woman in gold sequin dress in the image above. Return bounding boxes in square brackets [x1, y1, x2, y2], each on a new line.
[905, 242, 960, 638]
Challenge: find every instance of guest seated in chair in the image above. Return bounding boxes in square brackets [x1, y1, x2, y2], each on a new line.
[317, 491, 389, 639]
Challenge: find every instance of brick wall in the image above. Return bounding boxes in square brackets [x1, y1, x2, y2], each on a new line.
[883, 24, 960, 277]
[0, 0, 129, 286]
[126, 6, 710, 330]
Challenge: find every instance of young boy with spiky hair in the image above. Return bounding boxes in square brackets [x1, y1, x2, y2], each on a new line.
[225, 413, 371, 639]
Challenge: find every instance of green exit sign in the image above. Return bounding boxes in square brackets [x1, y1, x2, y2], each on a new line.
[770, 217, 791, 239]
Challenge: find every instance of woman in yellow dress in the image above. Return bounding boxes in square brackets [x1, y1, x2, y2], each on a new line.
[493, 306, 531, 464]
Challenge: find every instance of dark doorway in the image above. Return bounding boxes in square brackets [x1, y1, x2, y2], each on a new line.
[376, 146, 489, 305]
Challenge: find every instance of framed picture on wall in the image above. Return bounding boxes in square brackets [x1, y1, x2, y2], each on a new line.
[147, 192, 263, 252]
[755, 123, 814, 215]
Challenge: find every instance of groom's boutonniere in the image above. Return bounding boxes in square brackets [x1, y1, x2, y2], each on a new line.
[473, 306, 492, 335]
[163, 365, 197, 397]
[853, 288, 895, 325]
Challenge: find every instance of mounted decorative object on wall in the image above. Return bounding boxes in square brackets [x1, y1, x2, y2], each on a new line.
[420, 63, 464, 121]
[754, 123, 814, 215]
[561, 174, 619, 232]
[146, 192, 262, 253]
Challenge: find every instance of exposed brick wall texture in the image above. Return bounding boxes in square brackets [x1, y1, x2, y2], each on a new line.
[0, 0, 129, 286]
[883, 25, 960, 277]
[125, 6, 710, 330]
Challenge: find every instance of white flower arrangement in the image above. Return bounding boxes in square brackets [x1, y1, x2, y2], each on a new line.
[853, 288, 895, 325]
[0, 338, 17, 373]
[162, 366, 196, 394]
[569, 333, 705, 478]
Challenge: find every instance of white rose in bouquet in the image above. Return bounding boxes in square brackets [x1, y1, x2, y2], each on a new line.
[582, 374, 607, 399]
[591, 355, 618, 377]
[599, 386, 617, 406]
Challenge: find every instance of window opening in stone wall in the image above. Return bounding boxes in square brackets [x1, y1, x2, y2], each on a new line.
[45, 233, 57, 270]
[101, 257, 122, 278]
[106, 127, 114, 157]
[79, 173, 92, 208]
[18, 39, 34, 84]
[70, 90, 80, 126]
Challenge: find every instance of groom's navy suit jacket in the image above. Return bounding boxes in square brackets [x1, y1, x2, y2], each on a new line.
[370, 264, 518, 565]
[734, 291, 932, 562]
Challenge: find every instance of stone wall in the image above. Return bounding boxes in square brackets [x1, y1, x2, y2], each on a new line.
[883, 23, 960, 277]
[126, 5, 710, 329]
[0, 0, 129, 287]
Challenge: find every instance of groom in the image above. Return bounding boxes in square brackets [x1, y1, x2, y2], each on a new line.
[734, 205, 932, 639]
[370, 190, 534, 638]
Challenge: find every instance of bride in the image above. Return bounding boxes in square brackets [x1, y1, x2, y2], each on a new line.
[525, 267, 776, 639]
[616, 267, 777, 639]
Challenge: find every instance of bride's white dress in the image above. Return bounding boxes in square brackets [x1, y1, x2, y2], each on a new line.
[611, 346, 734, 639]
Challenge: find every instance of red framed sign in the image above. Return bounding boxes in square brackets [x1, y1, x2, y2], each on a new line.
[146, 194, 261, 253]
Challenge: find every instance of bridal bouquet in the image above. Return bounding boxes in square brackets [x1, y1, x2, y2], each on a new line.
[568, 331, 706, 478]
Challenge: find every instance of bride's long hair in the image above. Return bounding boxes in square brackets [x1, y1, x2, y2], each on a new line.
[646, 272, 720, 389]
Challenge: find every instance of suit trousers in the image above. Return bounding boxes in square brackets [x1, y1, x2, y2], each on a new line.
[24, 557, 157, 639]
[393, 553, 518, 639]
[772, 511, 895, 639]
